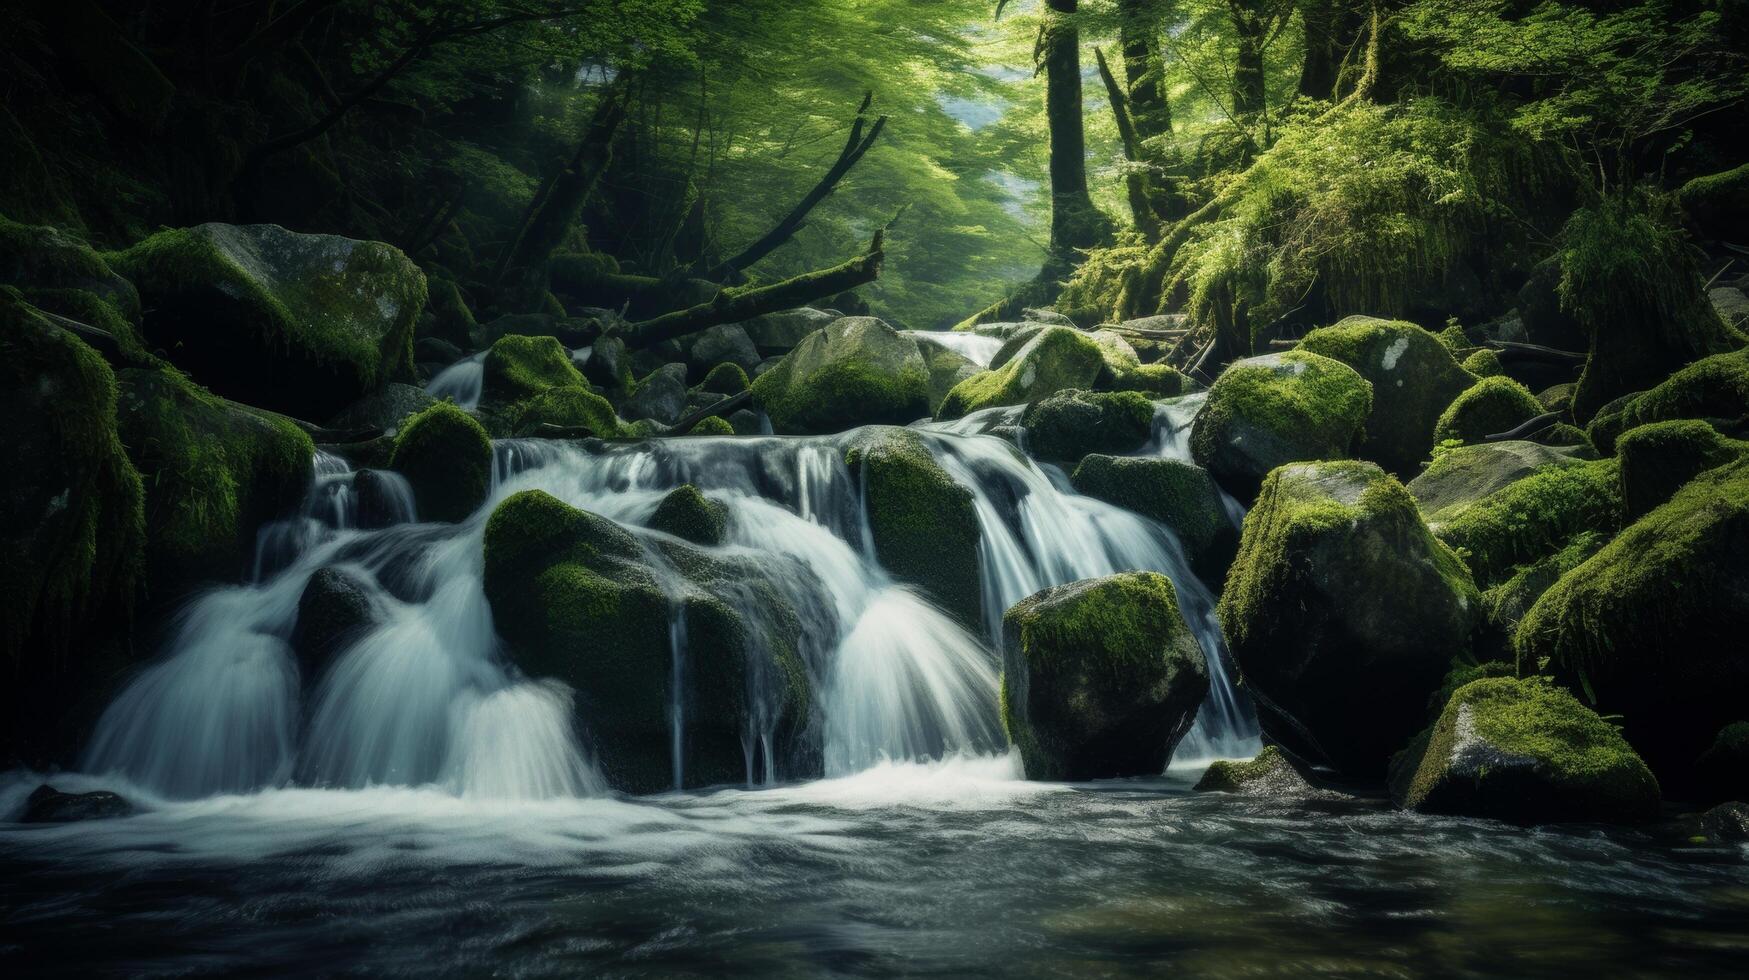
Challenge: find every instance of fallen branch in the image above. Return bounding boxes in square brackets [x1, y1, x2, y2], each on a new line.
[1485, 411, 1563, 442]
[1485, 340, 1587, 364]
[668, 390, 754, 435]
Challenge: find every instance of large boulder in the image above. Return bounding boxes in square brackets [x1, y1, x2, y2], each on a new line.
[1069, 455, 1237, 586]
[1001, 572, 1209, 781]
[1614, 347, 1749, 437]
[1, 290, 146, 764]
[752, 316, 931, 434]
[1676, 163, 1749, 243]
[1516, 458, 1749, 790]
[1020, 389, 1154, 464]
[1433, 376, 1545, 446]
[649, 484, 727, 547]
[937, 326, 1108, 420]
[1298, 316, 1475, 475]
[1189, 351, 1373, 501]
[739, 307, 839, 355]
[1394, 677, 1660, 825]
[1406, 440, 1587, 524]
[622, 362, 690, 425]
[482, 490, 813, 792]
[1431, 458, 1621, 588]
[1615, 419, 1746, 520]
[388, 401, 492, 522]
[1218, 461, 1479, 777]
[115, 364, 312, 597]
[482, 333, 583, 403]
[0, 216, 142, 343]
[845, 428, 981, 627]
[911, 334, 981, 414]
[108, 223, 425, 420]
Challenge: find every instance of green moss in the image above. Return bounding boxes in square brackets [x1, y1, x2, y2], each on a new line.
[390, 401, 493, 522]
[649, 485, 727, 546]
[688, 415, 735, 436]
[1400, 677, 1660, 825]
[483, 333, 584, 402]
[511, 384, 626, 438]
[549, 250, 622, 289]
[1019, 389, 1154, 464]
[1515, 457, 1749, 786]
[1001, 572, 1208, 780]
[423, 277, 477, 348]
[1480, 531, 1606, 632]
[1619, 348, 1749, 434]
[1105, 360, 1193, 397]
[845, 428, 981, 627]
[1, 289, 145, 670]
[1069, 454, 1237, 584]
[1461, 349, 1504, 377]
[1195, 746, 1288, 792]
[1675, 163, 1749, 240]
[1531, 422, 1590, 450]
[937, 327, 1107, 420]
[0, 215, 139, 318]
[1298, 317, 1475, 475]
[1584, 392, 1644, 455]
[115, 364, 313, 594]
[1189, 350, 1373, 498]
[1434, 376, 1545, 446]
[698, 362, 750, 396]
[1435, 457, 1622, 588]
[1435, 324, 1472, 356]
[752, 316, 931, 433]
[1616, 419, 1746, 520]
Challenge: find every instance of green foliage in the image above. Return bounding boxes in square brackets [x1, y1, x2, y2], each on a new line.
[1435, 458, 1622, 588]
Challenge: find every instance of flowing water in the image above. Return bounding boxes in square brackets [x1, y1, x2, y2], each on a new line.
[3, 421, 1745, 975]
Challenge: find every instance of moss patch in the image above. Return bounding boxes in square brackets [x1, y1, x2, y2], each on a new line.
[1299, 316, 1475, 475]
[845, 428, 981, 627]
[697, 362, 750, 396]
[483, 333, 584, 403]
[752, 316, 931, 434]
[1616, 418, 1746, 520]
[1434, 458, 1622, 588]
[937, 326, 1107, 420]
[1020, 389, 1154, 464]
[511, 385, 626, 438]
[390, 401, 492, 522]
[1189, 350, 1373, 500]
[649, 485, 727, 546]
[1434, 376, 1545, 446]
[1461, 349, 1503, 377]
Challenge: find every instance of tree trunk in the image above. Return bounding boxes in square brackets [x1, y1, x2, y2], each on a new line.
[1093, 47, 1157, 237]
[1116, 0, 1187, 222]
[1043, 0, 1108, 260]
[1298, 0, 1341, 99]
[1228, 0, 1268, 118]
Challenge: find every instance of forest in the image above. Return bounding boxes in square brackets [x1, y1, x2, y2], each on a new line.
[3, 0, 1749, 974]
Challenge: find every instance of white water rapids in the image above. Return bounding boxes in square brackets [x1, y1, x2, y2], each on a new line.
[77, 412, 1256, 803]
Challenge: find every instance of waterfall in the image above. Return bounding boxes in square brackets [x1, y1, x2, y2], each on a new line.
[424, 351, 486, 410]
[81, 412, 1255, 802]
[903, 329, 1004, 368]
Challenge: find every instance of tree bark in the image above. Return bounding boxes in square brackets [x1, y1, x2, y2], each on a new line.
[1093, 47, 1157, 237]
[1116, 0, 1187, 222]
[1229, 0, 1269, 117]
[1296, 0, 1355, 100]
[1042, 0, 1108, 259]
[618, 231, 886, 350]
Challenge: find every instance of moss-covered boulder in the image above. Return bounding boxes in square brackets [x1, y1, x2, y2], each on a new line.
[1432, 457, 1621, 588]
[0, 216, 141, 338]
[1516, 458, 1749, 789]
[1000, 572, 1209, 781]
[388, 401, 492, 522]
[1106, 361, 1194, 397]
[1020, 389, 1154, 464]
[108, 223, 425, 420]
[116, 365, 312, 597]
[1298, 316, 1475, 475]
[511, 385, 626, 438]
[1615, 347, 1749, 436]
[845, 428, 981, 627]
[1194, 746, 1326, 798]
[482, 490, 812, 792]
[422, 277, 476, 349]
[325, 383, 436, 433]
[751, 316, 931, 434]
[739, 307, 839, 355]
[1675, 163, 1749, 242]
[649, 485, 727, 547]
[1433, 376, 1545, 446]
[912, 334, 982, 414]
[1694, 723, 1749, 806]
[689, 415, 736, 436]
[937, 326, 1108, 420]
[1461, 348, 1504, 378]
[1189, 351, 1373, 501]
[1616, 419, 1746, 520]
[482, 333, 583, 403]
[1394, 678, 1659, 825]
[1069, 455, 1237, 586]
[1, 290, 146, 763]
[1219, 461, 1479, 777]
[1407, 440, 1587, 524]
[697, 362, 750, 396]
[623, 363, 690, 425]
[1479, 530, 1607, 635]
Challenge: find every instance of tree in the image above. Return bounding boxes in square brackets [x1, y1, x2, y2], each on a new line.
[1039, 0, 1112, 261]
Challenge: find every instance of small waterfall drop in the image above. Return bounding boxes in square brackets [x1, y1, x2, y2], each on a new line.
[425, 351, 486, 410]
[903, 329, 1004, 368]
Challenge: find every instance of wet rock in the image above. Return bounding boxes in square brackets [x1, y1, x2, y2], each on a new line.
[291, 566, 379, 679]
[21, 785, 135, 823]
[483, 334, 583, 403]
[1219, 461, 1479, 777]
[109, 222, 425, 419]
[389, 401, 492, 522]
[1701, 802, 1749, 842]
[911, 334, 981, 414]
[1001, 572, 1209, 781]
[623, 363, 690, 425]
[650, 485, 727, 546]
[1616, 419, 1746, 520]
[1020, 389, 1154, 464]
[845, 428, 982, 627]
[1194, 746, 1329, 799]
[680, 324, 760, 382]
[1393, 677, 1659, 825]
[415, 337, 465, 366]
[1069, 455, 1237, 586]
[739, 307, 839, 355]
[583, 334, 629, 389]
[352, 468, 414, 528]
[752, 316, 932, 434]
[326, 383, 436, 433]
[937, 326, 1108, 420]
[1189, 351, 1372, 501]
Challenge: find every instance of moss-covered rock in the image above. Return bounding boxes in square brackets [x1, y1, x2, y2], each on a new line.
[1480, 531, 1607, 634]
[752, 316, 932, 434]
[912, 334, 982, 414]
[107, 223, 425, 420]
[1530, 422, 1592, 450]
[482, 490, 812, 792]
[1105, 361, 1194, 397]
[1433, 457, 1621, 588]
[389, 401, 492, 522]
[1515, 457, 1749, 790]
[115, 364, 312, 597]
[1617, 347, 1749, 436]
[697, 362, 749, 396]
[1407, 440, 1587, 524]
[1537, 383, 1576, 413]
[1020, 389, 1154, 464]
[937, 326, 1108, 420]
[689, 415, 736, 436]
[1616, 419, 1746, 520]
[1193, 745, 1326, 798]
[1000, 572, 1209, 781]
[739, 307, 839, 355]
[1394, 677, 1659, 825]
[1694, 723, 1749, 806]
[845, 428, 981, 627]
[678, 324, 760, 382]
[509, 385, 626, 438]
[1069, 454, 1237, 586]
[1584, 392, 1643, 455]
[1219, 460, 1479, 777]
[482, 333, 583, 403]
[422, 277, 476, 349]
[1461, 348, 1504, 378]
[1, 290, 146, 763]
[1189, 351, 1373, 501]
[649, 485, 727, 547]
[1433, 376, 1545, 446]
[1298, 316, 1475, 475]
[325, 383, 436, 433]
[1675, 163, 1749, 242]
[1702, 802, 1749, 842]
[623, 362, 690, 425]
[0, 216, 141, 332]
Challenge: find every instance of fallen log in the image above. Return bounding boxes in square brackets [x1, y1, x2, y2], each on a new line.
[668, 390, 754, 435]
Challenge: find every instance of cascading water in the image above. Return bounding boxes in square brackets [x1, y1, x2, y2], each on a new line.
[902, 329, 1004, 368]
[424, 351, 486, 409]
[80, 408, 1254, 803]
